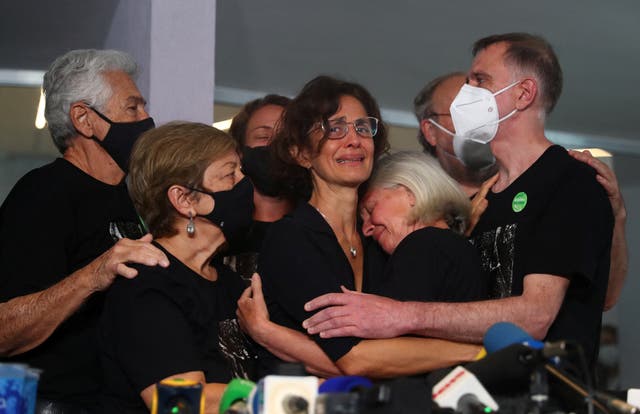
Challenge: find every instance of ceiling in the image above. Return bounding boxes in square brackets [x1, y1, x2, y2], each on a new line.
[1, 0, 639, 154]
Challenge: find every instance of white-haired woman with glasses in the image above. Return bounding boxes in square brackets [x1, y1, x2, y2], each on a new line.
[237, 76, 481, 379]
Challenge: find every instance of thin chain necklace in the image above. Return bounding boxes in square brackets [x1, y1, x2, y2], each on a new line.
[313, 205, 358, 258]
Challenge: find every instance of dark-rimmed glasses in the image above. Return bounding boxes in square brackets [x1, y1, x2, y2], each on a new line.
[318, 116, 379, 140]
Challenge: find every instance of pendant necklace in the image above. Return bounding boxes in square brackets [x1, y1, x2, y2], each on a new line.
[313, 205, 358, 258]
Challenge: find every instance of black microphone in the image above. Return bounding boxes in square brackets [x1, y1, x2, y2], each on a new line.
[457, 393, 495, 414]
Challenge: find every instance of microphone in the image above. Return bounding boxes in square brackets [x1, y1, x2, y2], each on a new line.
[482, 322, 640, 414]
[457, 393, 495, 414]
[248, 375, 318, 414]
[432, 366, 499, 413]
[484, 322, 569, 359]
[219, 378, 255, 414]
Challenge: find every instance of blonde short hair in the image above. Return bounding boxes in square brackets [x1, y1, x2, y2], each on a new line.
[128, 121, 237, 238]
[368, 151, 471, 235]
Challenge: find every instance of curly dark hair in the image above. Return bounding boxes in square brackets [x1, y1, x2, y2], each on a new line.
[270, 75, 390, 201]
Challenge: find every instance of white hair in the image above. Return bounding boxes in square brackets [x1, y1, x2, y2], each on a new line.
[43, 49, 138, 153]
[368, 151, 471, 235]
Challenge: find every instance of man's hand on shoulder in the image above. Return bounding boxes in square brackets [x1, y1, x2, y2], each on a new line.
[88, 233, 169, 292]
[303, 287, 408, 339]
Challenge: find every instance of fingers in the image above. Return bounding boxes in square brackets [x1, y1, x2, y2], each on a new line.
[317, 325, 359, 339]
[467, 175, 495, 236]
[115, 262, 139, 279]
[137, 233, 154, 243]
[304, 292, 345, 312]
[250, 273, 264, 301]
[303, 303, 348, 331]
[568, 149, 593, 163]
[569, 149, 618, 187]
[238, 285, 253, 301]
[476, 173, 499, 201]
[339, 285, 356, 294]
[113, 238, 170, 269]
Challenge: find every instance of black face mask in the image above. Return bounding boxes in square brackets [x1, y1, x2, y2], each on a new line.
[190, 176, 255, 246]
[241, 145, 284, 197]
[90, 107, 155, 173]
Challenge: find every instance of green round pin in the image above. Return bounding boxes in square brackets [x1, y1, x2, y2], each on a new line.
[512, 191, 527, 212]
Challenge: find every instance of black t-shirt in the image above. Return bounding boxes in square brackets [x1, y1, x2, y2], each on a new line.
[100, 243, 251, 413]
[371, 227, 487, 302]
[0, 158, 142, 407]
[256, 203, 384, 374]
[470, 145, 613, 365]
[224, 220, 273, 281]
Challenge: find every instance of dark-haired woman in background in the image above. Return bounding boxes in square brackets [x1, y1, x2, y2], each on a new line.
[225, 94, 294, 280]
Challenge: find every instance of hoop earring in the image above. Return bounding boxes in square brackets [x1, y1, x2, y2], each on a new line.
[186, 212, 195, 236]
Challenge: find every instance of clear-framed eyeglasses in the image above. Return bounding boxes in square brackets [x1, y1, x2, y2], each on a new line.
[319, 116, 379, 140]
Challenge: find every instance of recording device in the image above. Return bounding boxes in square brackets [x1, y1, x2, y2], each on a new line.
[249, 375, 319, 414]
[152, 378, 204, 414]
[219, 378, 256, 414]
[482, 322, 640, 414]
[431, 366, 499, 413]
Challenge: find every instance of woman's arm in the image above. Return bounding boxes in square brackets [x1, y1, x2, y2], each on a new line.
[140, 371, 227, 414]
[336, 337, 481, 378]
[237, 274, 342, 378]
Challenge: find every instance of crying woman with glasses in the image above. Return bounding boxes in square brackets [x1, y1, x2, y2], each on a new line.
[237, 76, 484, 379]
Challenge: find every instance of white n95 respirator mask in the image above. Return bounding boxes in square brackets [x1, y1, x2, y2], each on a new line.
[449, 81, 519, 144]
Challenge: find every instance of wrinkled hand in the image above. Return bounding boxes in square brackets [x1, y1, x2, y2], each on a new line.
[569, 149, 626, 221]
[466, 173, 499, 236]
[303, 286, 405, 339]
[236, 273, 271, 340]
[90, 233, 169, 292]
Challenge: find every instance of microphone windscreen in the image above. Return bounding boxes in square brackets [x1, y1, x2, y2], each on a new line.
[318, 376, 373, 393]
[483, 322, 543, 354]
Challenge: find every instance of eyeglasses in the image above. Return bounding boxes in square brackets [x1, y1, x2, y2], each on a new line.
[319, 116, 379, 140]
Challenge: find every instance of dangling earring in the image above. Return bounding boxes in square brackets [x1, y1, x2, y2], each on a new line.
[186, 212, 195, 236]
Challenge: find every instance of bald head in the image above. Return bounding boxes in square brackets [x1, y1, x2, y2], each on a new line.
[414, 72, 465, 153]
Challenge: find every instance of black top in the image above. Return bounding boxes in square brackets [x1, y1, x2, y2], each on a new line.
[0, 158, 142, 408]
[100, 243, 251, 413]
[256, 203, 385, 374]
[371, 227, 487, 302]
[470, 145, 613, 365]
[224, 220, 273, 281]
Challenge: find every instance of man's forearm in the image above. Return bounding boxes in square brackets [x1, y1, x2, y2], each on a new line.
[401, 300, 502, 343]
[403, 290, 562, 343]
[0, 266, 95, 356]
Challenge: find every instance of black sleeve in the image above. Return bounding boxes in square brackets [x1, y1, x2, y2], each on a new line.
[0, 175, 71, 299]
[108, 276, 203, 392]
[521, 165, 613, 284]
[384, 229, 486, 302]
[258, 220, 361, 362]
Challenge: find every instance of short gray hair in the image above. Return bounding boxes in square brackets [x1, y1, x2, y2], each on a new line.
[43, 49, 138, 153]
[413, 72, 465, 154]
[368, 151, 471, 235]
